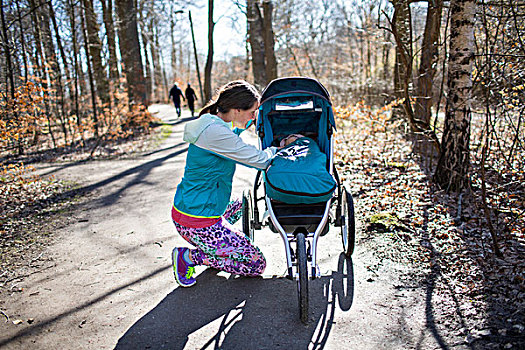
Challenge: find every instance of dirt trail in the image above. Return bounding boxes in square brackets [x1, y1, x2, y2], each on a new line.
[0, 105, 455, 349]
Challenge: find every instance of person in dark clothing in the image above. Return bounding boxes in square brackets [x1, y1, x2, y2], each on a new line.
[185, 83, 198, 117]
[169, 83, 185, 118]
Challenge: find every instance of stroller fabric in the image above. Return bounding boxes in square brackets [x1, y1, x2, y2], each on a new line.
[264, 137, 336, 204]
[258, 93, 336, 156]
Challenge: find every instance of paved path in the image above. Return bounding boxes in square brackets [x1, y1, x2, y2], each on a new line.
[0, 105, 447, 349]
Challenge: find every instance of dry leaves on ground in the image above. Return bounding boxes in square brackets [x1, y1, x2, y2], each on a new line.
[334, 103, 524, 349]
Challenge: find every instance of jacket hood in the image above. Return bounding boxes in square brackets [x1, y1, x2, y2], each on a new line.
[183, 114, 231, 144]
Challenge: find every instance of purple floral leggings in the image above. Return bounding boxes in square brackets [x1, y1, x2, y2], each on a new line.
[173, 200, 266, 276]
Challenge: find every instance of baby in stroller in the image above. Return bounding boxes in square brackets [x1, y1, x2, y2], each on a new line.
[265, 134, 336, 205]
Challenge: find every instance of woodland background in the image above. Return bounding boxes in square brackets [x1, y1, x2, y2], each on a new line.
[0, 0, 524, 347]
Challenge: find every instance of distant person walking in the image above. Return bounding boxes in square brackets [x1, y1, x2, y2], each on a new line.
[169, 83, 185, 118]
[185, 83, 198, 117]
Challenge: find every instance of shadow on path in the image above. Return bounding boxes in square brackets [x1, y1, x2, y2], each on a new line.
[95, 144, 188, 207]
[115, 254, 354, 350]
[0, 265, 170, 348]
[158, 115, 198, 127]
[37, 141, 186, 179]
[14, 145, 188, 221]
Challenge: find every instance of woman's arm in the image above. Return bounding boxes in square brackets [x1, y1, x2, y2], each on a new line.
[194, 125, 277, 169]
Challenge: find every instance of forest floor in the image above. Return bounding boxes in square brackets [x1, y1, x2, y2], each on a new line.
[335, 109, 524, 349]
[0, 104, 523, 349]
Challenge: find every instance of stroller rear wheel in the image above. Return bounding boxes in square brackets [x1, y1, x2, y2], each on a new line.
[341, 187, 355, 256]
[242, 190, 254, 241]
[296, 232, 309, 324]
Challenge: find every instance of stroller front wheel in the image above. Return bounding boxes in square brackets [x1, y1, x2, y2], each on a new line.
[296, 232, 309, 324]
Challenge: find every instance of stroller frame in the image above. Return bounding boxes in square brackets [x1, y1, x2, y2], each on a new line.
[242, 77, 355, 324]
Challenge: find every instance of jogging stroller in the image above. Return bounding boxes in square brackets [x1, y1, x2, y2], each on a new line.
[241, 77, 356, 323]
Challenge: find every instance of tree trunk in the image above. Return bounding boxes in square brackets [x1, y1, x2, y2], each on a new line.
[38, 0, 58, 99]
[1, 0, 24, 155]
[391, 0, 412, 102]
[262, 0, 277, 82]
[48, 2, 72, 144]
[141, 36, 152, 105]
[40, 1, 68, 143]
[410, 0, 444, 159]
[67, 0, 82, 142]
[358, 30, 365, 88]
[151, 26, 164, 102]
[188, 10, 204, 105]
[170, 18, 176, 79]
[29, 0, 56, 150]
[247, 0, 266, 89]
[244, 35, 251, 80]
[100, 0, 119, 104]
[382, 29, 391, 82]
[0, 0, 15, 99]
[14, 1, 29, 82]
[390, 0, 440, 153]
[415, 0, 443, 126]
[434, 0, 477, 192]
[115, 0, 147, 106]
[139, 8, 152, 105]
[83, 0, 110, 107]
[81, 0, 99, 137]
[364, 10, 372, 84]
[204, 0, 214, 103]
[48, 3, 72, 89]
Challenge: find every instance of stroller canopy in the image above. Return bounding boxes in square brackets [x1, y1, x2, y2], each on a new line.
[260, 77, 332, 104]
[257, 77, 336, 155]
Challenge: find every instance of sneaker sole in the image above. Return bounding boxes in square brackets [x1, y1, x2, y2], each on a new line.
[172, 249, 196, 288]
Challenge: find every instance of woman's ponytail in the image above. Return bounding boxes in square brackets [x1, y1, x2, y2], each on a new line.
[198, 80, 260, 117]
[199, 101, 218, 116]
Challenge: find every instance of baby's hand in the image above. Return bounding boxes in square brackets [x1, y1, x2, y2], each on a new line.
[280, 134, 305, 147]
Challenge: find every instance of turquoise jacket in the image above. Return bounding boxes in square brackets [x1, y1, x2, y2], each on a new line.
[173, 114, 276, 219]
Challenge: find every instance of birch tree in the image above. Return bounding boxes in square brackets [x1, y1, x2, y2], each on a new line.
[434, 0, 477, 191]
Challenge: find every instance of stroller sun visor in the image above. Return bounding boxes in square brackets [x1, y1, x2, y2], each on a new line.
[275, 97, 314, 111]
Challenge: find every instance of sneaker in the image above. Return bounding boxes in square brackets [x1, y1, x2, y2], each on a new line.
[172, 248, 196, 287]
